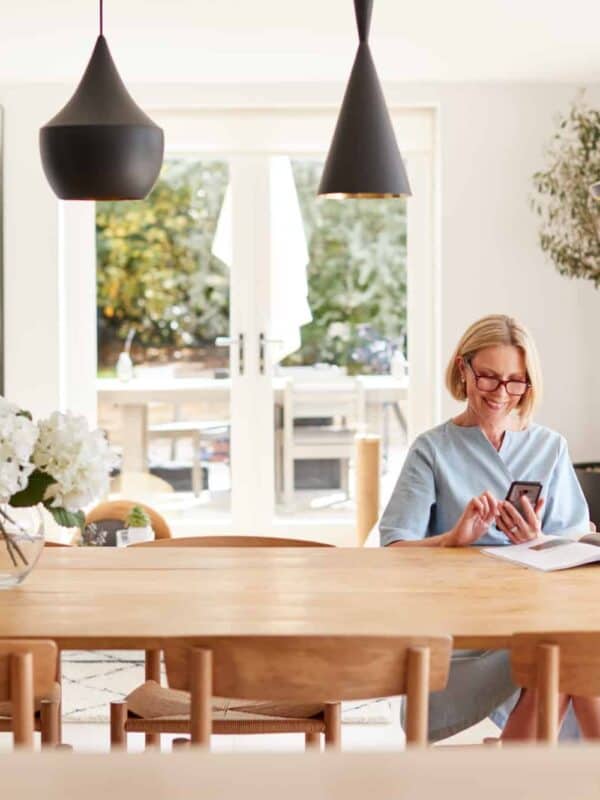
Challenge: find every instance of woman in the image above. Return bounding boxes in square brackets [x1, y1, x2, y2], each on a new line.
[380, 314, 600, 741]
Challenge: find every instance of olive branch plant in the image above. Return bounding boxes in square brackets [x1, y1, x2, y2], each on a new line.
[531, 98, 600, 285]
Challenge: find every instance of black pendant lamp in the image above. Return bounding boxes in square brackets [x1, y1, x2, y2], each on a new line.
[318, 0, 411, 198]
[40, 0, 164, 200]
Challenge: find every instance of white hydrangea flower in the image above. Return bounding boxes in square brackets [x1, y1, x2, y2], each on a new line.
[33, 411, 119, 511]
[0, 398, 38, 502]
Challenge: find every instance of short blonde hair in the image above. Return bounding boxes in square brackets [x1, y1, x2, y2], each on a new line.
[445, 315, 543, 421]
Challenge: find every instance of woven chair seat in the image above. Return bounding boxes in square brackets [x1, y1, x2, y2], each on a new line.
[126, 680, 324, 722]
[0, 682, 61, 718]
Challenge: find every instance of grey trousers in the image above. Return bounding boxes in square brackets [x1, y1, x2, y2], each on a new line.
[401, 649, 580, 742]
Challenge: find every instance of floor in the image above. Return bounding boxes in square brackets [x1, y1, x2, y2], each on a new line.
[0, 708, 501, 753]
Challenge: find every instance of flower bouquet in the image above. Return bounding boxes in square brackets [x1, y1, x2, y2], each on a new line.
[0, 398, 118, 586]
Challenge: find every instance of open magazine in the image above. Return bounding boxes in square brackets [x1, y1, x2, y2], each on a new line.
[481, 533, 600, 572]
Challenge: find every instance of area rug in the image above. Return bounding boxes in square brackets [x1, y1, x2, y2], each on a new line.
[61, 651, 393, 725]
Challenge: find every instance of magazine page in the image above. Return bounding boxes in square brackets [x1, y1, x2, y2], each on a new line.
[480, 535, 600, 572]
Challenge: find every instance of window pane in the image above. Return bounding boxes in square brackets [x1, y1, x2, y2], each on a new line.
[96, 159, 229, 378]
[287, 160, 407, 375]
[96, 159, 232, 519]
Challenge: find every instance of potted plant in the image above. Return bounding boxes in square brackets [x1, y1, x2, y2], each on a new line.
[124, 505, 153, 544]
[532, 99, 600, 523]
[532, 99, 600, 285]
[0, 398, 118, 587]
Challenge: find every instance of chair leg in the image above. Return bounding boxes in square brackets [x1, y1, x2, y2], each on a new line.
[324, 703, 341, 751]
[405, 646, 430, 748]
[110, 702, 128, 751]
[172, 737, 191, 750]
[145, 732, 161, 749]
[55, 649, 63, 745]
[190, 648, 212, 748]
[144, 648, 162, 749]
[536, 643, 560, 744]
[40, 699, 60, 748]
[305, 732, 321, 751]
[11, 652, 35, 749]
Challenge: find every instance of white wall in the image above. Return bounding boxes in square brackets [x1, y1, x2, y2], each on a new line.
[429, 84, 600, 462]
[1, 81, 599, 459]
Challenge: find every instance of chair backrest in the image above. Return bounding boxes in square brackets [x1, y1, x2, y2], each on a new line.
[86, 500, 172, 542]
[511, 632, 600, 743]
[281, 377, 366, 428]
[133, 535, 332, 548]
[166, 635, 452, 746]
[135, 535, 333, 701]
[0, 640, 58, 748]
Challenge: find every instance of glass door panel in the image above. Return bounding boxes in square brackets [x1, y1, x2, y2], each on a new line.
[96, 158, 233, 532]
[273, 158, 409, 522]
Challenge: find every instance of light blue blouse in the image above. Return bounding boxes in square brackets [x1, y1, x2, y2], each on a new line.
[380, 420, 589, 546]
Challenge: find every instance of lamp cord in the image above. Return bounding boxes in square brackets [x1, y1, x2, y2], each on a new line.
[99, 0, 103, 36]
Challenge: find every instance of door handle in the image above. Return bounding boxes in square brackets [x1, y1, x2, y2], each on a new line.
[259, 333, 284, 375]
[215, 334, 245, 375]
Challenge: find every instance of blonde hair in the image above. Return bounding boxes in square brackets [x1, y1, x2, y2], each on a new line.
[445, 315, 542, 422]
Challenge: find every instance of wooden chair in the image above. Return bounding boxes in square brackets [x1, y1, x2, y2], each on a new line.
[511, 632, 600, 744]
[119, 534, 332, 750]
[110, 635, 451, 751]
[0, 640, 60, 749]
[85, 500, 172, 543]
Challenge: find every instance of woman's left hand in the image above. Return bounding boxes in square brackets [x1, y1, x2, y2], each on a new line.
[496, 495, 544, 543]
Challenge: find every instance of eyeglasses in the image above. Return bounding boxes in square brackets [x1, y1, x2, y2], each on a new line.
[466, 360, 530, 397]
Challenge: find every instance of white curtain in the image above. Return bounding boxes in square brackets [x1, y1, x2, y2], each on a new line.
[211, 157, 312, 361]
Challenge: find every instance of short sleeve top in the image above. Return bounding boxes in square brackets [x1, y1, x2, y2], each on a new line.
[379, 420, 589, 546]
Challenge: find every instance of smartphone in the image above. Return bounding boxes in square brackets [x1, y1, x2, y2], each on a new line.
[505, 481, 543, 516]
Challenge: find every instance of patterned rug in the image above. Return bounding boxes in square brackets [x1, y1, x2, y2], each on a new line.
[62, 651, 393, 725]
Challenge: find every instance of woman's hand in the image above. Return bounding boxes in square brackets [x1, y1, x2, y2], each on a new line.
[445, 491, 500, 547]
[496, 495, 544, 543]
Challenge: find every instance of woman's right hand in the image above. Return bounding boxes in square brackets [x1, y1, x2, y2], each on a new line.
[444, 491, 499, 547]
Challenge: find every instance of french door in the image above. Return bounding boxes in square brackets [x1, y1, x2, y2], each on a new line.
[66, 107, 437, 541]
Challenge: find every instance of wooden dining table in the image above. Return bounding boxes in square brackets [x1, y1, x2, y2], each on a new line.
[2, 546, 600, 650]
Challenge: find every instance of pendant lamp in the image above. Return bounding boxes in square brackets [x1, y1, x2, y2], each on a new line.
[318, 0, 411, 198]
[40, 0, 164, 200]
[592, 182, 600, 200]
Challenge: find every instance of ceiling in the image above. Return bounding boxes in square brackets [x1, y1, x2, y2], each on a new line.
[1, 0, 599, 84]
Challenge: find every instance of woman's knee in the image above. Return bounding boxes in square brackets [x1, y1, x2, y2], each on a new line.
[515, 689, 569, 712]
[571, 695, 600, 708]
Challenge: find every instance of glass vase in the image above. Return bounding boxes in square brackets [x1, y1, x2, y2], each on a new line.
[0, 504, 45, 588]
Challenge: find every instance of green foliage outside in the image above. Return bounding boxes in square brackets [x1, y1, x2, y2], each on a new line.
[96, 158, 408, 374]
[287, 161, 407, 374]
[532, 100, 600, 286]
[96, 160, 229, 355]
